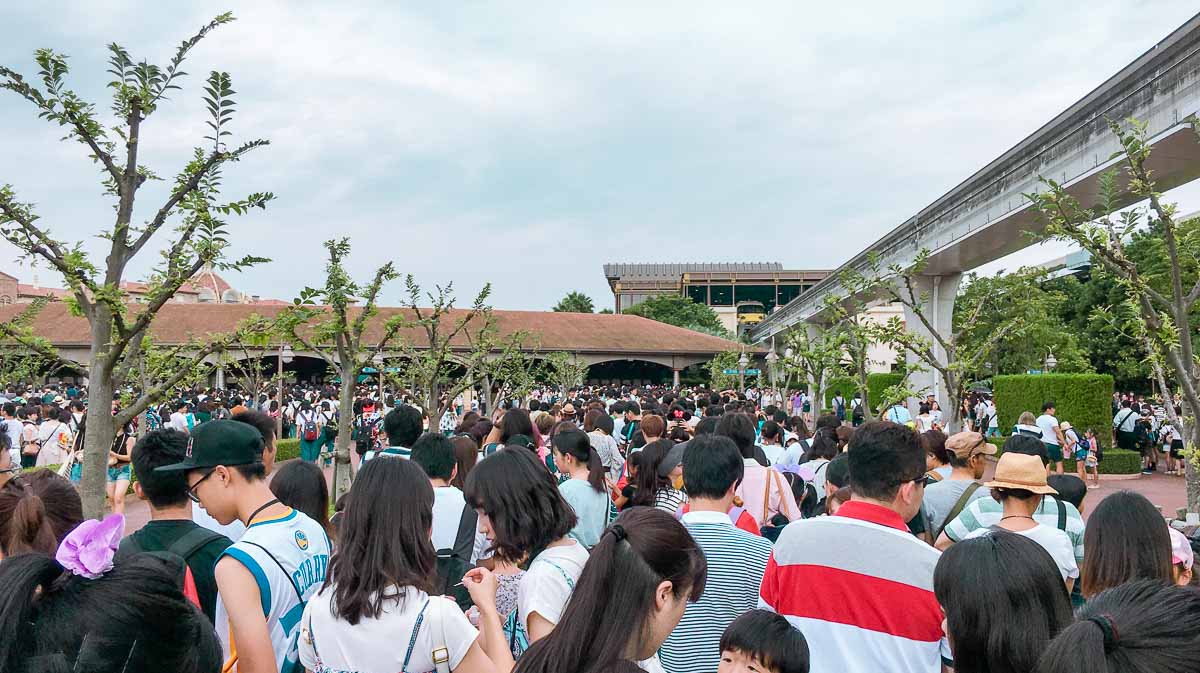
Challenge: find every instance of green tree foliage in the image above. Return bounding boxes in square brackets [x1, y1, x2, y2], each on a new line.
[542, 351, 589, 394]
[953, 267, 1092, 378]
[552, 291, 595, 314]
[598, 308, 614, 314]
[706, 351, 743, 390]
[0, 14, 273, 518]
[623, 295, 730, 337]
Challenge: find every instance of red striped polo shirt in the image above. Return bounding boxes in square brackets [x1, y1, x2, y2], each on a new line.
[758, 500, 947, 673]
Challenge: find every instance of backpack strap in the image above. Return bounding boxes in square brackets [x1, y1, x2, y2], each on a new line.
[240, 540, 305, 603]
[1056, 497, 1067, 531]
[934, 482, 982, 541]
[167, 526, 227, 561]
[451, 504, 478, 561]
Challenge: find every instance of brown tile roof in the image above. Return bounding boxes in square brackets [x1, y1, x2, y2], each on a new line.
[0, 302, 748, 355]
[16, 284, 72, 300]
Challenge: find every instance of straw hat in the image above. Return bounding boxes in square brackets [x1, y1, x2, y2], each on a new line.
[1059, 421, 1073, 431]
[984, 453, 1058, 495]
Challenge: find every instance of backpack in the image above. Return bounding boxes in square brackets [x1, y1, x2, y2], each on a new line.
[322, 412, 338, 439]
[117, 527, 226, 613]
[436, 505, 479, 611]
[834, 396, 846, 418]
[302, 413, 320, 442]
[354, 414, 379, 455]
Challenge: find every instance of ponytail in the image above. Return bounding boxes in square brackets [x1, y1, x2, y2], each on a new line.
[7, 490, 57, 556]
[0, 471, 84, 558]
[552, 430, 606, 493]
[0, 553, 67, 672]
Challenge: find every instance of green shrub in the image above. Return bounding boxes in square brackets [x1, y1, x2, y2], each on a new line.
[819, 373, 900, 414]
[824, 376, 857, 408]
[276, 438, 300, 462]
[984, 436, 1140, 474]
[868, 373, 904, 412]
[993, 374, 1113, 448]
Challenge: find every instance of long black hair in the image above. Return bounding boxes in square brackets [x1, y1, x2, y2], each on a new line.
[499, 408, 535, 444]
[630, 440, 674, 508]
[514, 507, 707, 673]
[465, 447, 576, 564]
[0, 553, 222, 673]
[552, 430, 605, 492]
[322, 456, 436, 624]
[1080, 490, 1174, 598]
[269, 460, 331, 534]
[934, 531, 1072, 673]
[1038, 580, 1200, 673]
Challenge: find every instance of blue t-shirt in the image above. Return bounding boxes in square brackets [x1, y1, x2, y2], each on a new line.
[558, 478, 613, 549]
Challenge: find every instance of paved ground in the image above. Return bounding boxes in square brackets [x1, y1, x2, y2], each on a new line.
[120, 459, 1189, 534]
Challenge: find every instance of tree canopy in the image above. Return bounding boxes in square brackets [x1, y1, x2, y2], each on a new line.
[623, 295, 729, 337]
[552, 291, 595, 313]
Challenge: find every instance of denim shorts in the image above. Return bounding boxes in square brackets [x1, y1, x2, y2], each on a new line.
[107, 464, 132, 482]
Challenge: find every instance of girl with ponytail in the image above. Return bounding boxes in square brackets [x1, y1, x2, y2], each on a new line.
[0, 520, 222, 673]
[509, 507, 706, 673]
[0, 469, 83, 559]
[552, 430, 616, 549]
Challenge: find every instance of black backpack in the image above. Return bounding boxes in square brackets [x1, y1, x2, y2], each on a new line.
[116, 527, 226, 616]
[354, 414, 378, 455]
[437, 505, 479, 610]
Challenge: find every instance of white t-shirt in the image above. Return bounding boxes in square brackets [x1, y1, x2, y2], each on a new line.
[1035, 414, 1061, 446]
[518, 540, 589, 632]
[2, 418, 21, 465]
[192, 503, 246, 541]
[799, 458, 831, 495]
[300, 587, 477, 673]
[432, 485, 489, 564]
[966, 524, 1079, 581]
[761, 443, 785, 465]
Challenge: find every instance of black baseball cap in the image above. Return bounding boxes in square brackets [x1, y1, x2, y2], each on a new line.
[156, 420, 264, 472]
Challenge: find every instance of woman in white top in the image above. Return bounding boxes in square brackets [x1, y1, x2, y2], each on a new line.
[964, 453, 1079, 589]
[36, 408, 72, 467]
[300, 455, 512, 673]
[474, 508, 705, 673]
[465, 447, 589, 650]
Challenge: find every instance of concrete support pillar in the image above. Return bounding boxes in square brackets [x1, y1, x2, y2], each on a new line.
[215, 366, 226, 390]
[902, 273, 962, 421]
[672, 368, 681, 389]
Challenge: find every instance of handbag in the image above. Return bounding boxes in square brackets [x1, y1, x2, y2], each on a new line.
[759, 469, 792, 542]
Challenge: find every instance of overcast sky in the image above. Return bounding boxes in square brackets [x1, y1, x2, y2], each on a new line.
[2, 2, 1199, 311]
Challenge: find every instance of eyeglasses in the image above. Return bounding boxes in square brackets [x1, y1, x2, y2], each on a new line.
[0, 466, 18, 476]
[186, 468, 217, 503]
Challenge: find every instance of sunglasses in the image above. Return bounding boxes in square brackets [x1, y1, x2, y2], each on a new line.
[186, 468, 218, 503]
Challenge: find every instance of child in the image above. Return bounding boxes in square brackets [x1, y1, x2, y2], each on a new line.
[719, 609, 810, 673]
[1081, 428, 1100, 488]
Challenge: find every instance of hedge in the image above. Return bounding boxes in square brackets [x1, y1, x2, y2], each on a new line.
[993, 374, 1113, 448]
[276, 438, 301, 462]
[821, 373, 903, 414]
[983, 436, 1142, 474]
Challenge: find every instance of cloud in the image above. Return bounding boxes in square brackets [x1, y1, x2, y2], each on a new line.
[2, 1, 1199, 312]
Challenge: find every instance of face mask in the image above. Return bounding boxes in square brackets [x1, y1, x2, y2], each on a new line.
[671, 474, 685, 491]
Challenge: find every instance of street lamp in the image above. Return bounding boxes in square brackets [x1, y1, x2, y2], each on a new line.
[738, 351, 750, 391]
[277, 343, 294, 437]
[372, 351, 386, 401]
[1044, 350, 1057, 373]
[765, 346, 780, 390]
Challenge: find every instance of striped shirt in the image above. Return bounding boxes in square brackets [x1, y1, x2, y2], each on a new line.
[660, 511, 772, 673]
[362, 445, 411, 462]
[941, 495, 1085, 564]
[759, 501, 947, 673]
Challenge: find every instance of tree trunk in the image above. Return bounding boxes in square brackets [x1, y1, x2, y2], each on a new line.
[331, 354, 355, 502]
[1188, 424, 1200, 514]
[81, 316, 116, 520]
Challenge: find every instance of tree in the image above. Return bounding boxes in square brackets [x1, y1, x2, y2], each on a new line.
[473, 335, 541, 414]
[0, 14, 273, 518]
[553, 291, 595, 314]
[0, 298, 72, 387]
[1028, 117, 1200, 510]
[847, 250, 1035, 431]
[954, 268, 1092, 378]
[780, 326, 842, 417]
[280, 239, 407, 501]
[598, 308, 614, 315]
[542, 351, 590, 396]
[397, 277, 495, 422]
[816, 282, 881, 423]
[220, 314, 287, 402]
[707, 351, 742, 390]
[623, 295, 730, 337]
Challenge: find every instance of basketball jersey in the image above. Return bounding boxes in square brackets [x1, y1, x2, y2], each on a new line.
[217, 508, 332, 673]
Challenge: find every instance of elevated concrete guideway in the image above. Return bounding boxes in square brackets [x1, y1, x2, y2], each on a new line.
[753, 12, 1200, 345]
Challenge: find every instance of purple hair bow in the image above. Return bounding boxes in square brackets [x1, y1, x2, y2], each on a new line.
[55, 513, 125, 579]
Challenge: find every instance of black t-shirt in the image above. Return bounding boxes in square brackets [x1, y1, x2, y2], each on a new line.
[117, 520, 232, 623]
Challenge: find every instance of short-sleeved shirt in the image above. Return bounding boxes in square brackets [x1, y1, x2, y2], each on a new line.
[518, 540, 589, 632]
[432, 485, 489, 564]
[943, 495, 1085, 564]
[118, 519, 232, 623]
[559, 478, 614, 549]
[923, 480, 990, 536]
[1036, 414, 1061, 446]
[300, 586, 477, 672]
[965, 524, 1079, 580]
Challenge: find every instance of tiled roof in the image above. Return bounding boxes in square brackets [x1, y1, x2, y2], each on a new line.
[0, 302, 747, 355]
[16, 284, 72, 300]
[604, 262, 784, 280]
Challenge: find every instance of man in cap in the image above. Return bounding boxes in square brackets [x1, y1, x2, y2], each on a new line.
[923, 431, 997, 538]
[158, 420, 331, 673]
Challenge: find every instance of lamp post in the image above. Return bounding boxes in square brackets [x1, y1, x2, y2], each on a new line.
[738, 351, 750, 391]
[276, 343, 294, 438]
[1044, 350, 1057, 373]
[765, 344, 780, 390]
[372, 351, 385, 403]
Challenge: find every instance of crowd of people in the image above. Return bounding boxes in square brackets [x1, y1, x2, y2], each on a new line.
[0, 380, 1198, 673]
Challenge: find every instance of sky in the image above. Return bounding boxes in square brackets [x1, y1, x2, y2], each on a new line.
[2, 1, 1199, 311]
